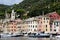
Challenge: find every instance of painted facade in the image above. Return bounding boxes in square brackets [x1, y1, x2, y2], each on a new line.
[3, 19, 22, 35]
[51, 20, 60, 34]
[21, 23, 28, 34]
[25, 17, 38, 33]
[37, 16, 50, 33]
[0, 22, 3, 33]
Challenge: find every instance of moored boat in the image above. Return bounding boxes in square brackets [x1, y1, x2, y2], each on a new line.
[28, 33, 50, 38]
[0, 34, 12, 38]
[55, 35, 60, 38]
[11, 34, 24, 37]
[0, 33, 24, 38]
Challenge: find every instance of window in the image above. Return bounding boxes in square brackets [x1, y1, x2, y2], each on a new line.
[34, 29, 36, 31]
[46, 25, 47, 27]
[56, 22, 58, 26]
[54, 29, 56, 31]
[39, 18, 42, 19]
[41, 22, 42, 23]
[18, 26, 21, 28]
[44, 21, 45, 23]
[11, 29, 13, 31]
[50, 29, 52, 31]
[14, 26, 16, 28]
[54, 22, 55, 25]
[46, 18, 49, 20]
[46, 29, 47, 31]
[14, 29, 16, 31]
[12, 26, 13, 28]
[44, 18, 45, 20]
[54, 22, 59, 26]
[33, 25, 34, 28]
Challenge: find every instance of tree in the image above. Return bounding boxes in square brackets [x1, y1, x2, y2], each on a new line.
[16, 9, 26, 19]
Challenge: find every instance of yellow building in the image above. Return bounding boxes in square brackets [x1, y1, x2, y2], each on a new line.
[37, 16, 50, 33]
[21, 23, 28, 34]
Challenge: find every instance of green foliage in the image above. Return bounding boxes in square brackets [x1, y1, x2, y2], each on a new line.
[0, 4, 10, 19]
[16, 9, 26, 19]
[0, 0, 60, 19]
[13, 0, 60, 18]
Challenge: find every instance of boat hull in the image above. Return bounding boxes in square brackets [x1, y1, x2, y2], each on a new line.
[28, 33, 50, 38]
[11, 34, 24, 37]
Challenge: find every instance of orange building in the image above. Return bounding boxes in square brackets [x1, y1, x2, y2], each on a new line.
[3, 19, 23, 35]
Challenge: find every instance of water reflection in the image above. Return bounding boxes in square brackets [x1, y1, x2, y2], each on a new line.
[0, 37, 58, 40]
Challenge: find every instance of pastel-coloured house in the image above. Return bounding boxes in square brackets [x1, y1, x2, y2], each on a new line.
[37, 16, 50, 33]
[51, 20, 60, 34]
[24, 17, 38, 33]
[3, 19, 23, 35]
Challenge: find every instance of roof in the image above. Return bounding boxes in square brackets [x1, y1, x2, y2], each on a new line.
[45, 12, 60, 20]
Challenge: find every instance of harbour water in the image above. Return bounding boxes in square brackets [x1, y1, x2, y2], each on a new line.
[0, 37, 58, 40]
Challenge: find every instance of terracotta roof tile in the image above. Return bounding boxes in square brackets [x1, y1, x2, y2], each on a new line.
[45, 12, 60, 20]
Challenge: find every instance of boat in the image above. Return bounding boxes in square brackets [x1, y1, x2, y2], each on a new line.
[53, 35, 60, 40]
[0, 34, 12, 38]
[28, 33, 50, 38]
[55, 35, 60, 38]
[11, 34, 24, 37]
[24, 34, 28, 37]
[0, 33, 24, 38]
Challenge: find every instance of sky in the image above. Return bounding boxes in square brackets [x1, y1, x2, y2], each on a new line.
[0, 0, 23, 5]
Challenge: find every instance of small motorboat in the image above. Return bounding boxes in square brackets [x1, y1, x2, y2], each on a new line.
[28, 33, 50, 38]
[55, 35, 60, 38]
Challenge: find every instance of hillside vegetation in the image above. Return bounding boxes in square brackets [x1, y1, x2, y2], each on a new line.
[0, 0, 60, 19]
